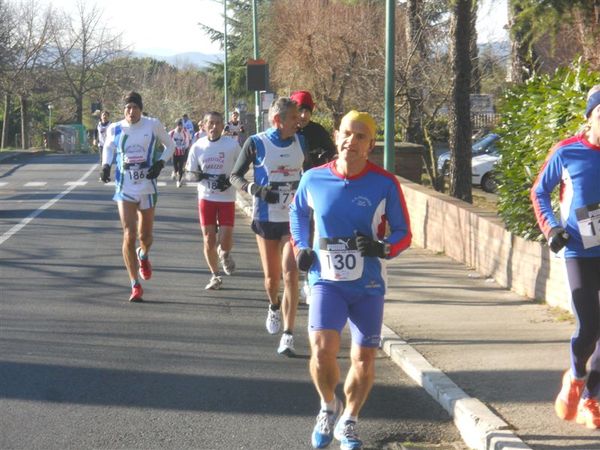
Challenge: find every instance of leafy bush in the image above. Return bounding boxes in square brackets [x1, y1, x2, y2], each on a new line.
[496, 60, 599, 241]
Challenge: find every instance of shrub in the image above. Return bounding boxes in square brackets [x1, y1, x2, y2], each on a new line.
[496, 59, 599, 241]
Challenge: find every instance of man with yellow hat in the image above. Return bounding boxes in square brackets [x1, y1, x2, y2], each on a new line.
[290, 110, 412, 450]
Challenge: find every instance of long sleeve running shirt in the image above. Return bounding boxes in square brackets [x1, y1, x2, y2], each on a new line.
[289, 160, 412, 296]
[102, 116, 175, 196]
[531, 133, 600, 258]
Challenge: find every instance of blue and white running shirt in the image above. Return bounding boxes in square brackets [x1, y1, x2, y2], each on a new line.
[231, 128, 305, 223]
[102, 116, 175, 197]
[531, 133, 600, 258]
[290, 161, 412, 296]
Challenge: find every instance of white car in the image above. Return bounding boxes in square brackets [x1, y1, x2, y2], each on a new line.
[471, 150, 500, 193]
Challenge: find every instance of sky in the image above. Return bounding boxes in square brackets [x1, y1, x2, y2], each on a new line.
[43, 0, 508, 57]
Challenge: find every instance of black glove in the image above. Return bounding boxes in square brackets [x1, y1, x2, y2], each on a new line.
[296, 248, 315, 271]
[548, 226, 570, 253]
[249, 183, 279, 203]
[216, 175, 232, 191]
[355, 233, 386, 258]
[146, 160, 165, 180]
[100, 164, 111, 183]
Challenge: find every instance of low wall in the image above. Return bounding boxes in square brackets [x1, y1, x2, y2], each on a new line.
[399, 177, 571, 312]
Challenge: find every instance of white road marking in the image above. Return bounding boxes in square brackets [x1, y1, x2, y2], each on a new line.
[0, 182, 7, 187]
[65, 181, 88, 186]
[24, 182, 47, 187]
[0, 165, 98, 246]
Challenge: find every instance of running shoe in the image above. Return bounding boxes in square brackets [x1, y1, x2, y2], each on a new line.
[171, 170, 176, 180]
[265, 307, 281, 335]
[555, 370, 585, 420]
[205, 274, 222, 290]
[277, 333, 296, 357]
[218, 247, 236, 275]
[129, 284, 143, 302]
[137, 247, 152, 280]
[311, 397, 343, 448]
[334, 419, 362, 450]
[576, 397, 600, 429]
[176, 180, 182, 188]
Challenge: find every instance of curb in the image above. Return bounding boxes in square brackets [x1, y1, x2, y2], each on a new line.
[235, 190, 531, 450]
[380, 325, 531, 450]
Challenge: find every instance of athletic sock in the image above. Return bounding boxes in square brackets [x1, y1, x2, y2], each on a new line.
[138, 248, 148, 260]
[270, 303, 281, 311]
[283, 330, 292, 335]
[321, 396, 338, 412]
[340, 413, 357, 424]
[131, 279, 140, 288]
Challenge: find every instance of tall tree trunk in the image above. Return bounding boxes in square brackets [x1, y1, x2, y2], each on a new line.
[405, 0, 425, 146]
[448, 0, 473, 203]
[1, 93, 10, 150]
[508, 2, 539, 83]
[19, 94, 28, 150]
[470, 0, 481, 93]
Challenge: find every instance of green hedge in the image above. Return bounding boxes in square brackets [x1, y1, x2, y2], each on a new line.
[496, 60, 599, 241]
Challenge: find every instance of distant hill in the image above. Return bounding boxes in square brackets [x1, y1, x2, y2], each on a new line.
[133, 50, 222, 68]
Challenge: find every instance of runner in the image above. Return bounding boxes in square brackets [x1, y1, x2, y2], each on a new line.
[100, 91, 175, 302]
[185, 111, 241, 289]
[169, 119, 192, 188]
[289, 110, 411, 449]
[94, 110, 111, 162]
[531, 84, 600, 429]
[230, 97, 305, 356]
[224, 109, 245, 145]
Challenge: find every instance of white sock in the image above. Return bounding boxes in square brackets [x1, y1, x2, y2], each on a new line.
[340, 413, 357, 424]
[321, 396, 338, 412]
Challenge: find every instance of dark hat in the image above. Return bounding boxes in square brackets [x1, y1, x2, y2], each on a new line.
[123, 91, 143, 110]
[290, 90, 315, 112]
[176, 119, 183, 126]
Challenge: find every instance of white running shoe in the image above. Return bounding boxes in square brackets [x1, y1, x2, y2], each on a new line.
[265, 307, 281, 334]
[171, 170, 176, 180]
[277, 333, 295, 357]
[205, 275, 222, 290]
[218, 247, 236, 275]
[334, 419, 362, 450]
[176, 180, 182, 188]
[311, 397, 344, 448]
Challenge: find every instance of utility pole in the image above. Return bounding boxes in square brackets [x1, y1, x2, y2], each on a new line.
[223, 0, 229, 120]
[251, 0, 261, 133]
[384, 0, 395, 172]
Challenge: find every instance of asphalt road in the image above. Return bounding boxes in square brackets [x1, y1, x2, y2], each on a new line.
[0, 152, 465, 450]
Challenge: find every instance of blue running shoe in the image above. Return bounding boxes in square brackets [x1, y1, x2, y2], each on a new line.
[311, 397, 343, 448]
[334, 419, 362, 450]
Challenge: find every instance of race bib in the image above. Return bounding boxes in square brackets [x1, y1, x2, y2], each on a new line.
[271, 181, 297, 210]
[125, 164, 148, 185]
[576, 203, 600, 249]
[203, 175, 220, 192]
[318, 237, 364, 281]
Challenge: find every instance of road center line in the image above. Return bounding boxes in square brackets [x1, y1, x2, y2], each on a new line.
[0, 164, 98, 246]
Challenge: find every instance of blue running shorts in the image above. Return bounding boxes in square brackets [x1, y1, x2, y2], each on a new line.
[308, 283, 384, 348]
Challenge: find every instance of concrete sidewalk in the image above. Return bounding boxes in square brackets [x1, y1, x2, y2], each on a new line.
[382, 247, 599, 450]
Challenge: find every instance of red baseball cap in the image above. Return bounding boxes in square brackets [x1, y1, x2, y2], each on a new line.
[290, 91, 315, 112]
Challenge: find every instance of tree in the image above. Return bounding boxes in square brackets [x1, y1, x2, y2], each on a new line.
[50, 0, 125, 124]
[447, 0, 473, 202]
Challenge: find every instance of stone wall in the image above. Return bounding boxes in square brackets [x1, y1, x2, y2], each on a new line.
[399, 177, 571, 312]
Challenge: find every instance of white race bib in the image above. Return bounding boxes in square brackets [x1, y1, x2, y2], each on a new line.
[318, 237, 364, 281]
[576, 203, 600, 249]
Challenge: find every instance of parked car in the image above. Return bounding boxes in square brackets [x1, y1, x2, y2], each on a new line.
[436, 133, 501, 192]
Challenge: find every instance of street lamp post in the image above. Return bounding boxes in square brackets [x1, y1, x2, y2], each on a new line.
[47, 103, 54, 131]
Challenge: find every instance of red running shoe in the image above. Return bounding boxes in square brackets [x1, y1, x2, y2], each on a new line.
[555, 370, 585, 421]
[576, 398, 600, 429]
[137, 247, 152, 280]
[129, 283, 143, 302]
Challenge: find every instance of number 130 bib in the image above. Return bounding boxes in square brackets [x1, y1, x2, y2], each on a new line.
[318, 237, 364, 281]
